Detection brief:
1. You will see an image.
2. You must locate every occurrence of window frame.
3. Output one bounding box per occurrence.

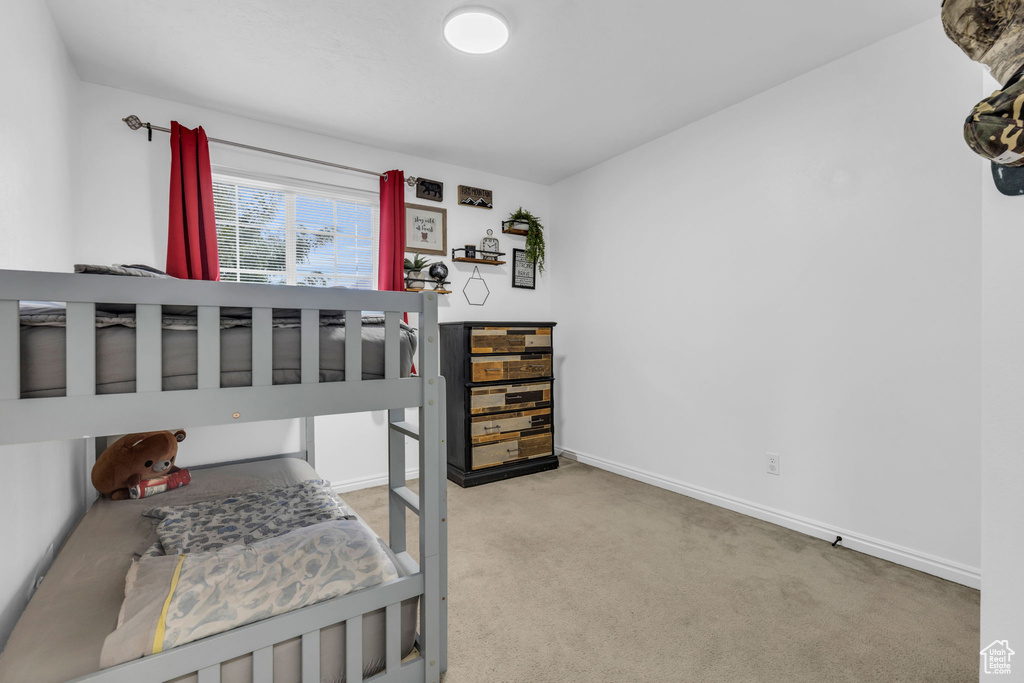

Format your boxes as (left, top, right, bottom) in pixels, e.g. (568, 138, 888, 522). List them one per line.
(211, 167, 380, 289)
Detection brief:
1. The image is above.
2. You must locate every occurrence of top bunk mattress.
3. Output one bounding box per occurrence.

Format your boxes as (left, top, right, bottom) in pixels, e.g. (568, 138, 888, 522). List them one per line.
(18, 303, 417, 398)
(0, 457, 416, 683)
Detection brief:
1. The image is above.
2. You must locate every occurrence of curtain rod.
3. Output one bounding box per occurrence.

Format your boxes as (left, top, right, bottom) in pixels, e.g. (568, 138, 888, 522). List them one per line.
(121, 114, 418, 186)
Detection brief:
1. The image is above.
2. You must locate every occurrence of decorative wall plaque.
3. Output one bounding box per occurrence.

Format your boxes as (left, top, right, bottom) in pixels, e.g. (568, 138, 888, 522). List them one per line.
(463, 266, 490, 305)
(458, 185, 493, 209)
(415, 178, 444, 202)
(512, 249, 536, 290)
(405, 203, 447, 255)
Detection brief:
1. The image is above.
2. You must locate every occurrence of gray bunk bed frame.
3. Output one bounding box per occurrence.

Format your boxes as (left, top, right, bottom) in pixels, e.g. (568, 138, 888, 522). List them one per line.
(0, 269, 447, 683)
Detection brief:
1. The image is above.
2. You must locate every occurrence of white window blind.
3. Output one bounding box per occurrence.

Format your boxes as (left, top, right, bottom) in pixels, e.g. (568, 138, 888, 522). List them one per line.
(212, 171, 379, 289)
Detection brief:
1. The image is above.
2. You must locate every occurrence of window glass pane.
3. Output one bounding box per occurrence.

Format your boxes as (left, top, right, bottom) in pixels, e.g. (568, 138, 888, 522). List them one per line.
(212, 174, 378, 288)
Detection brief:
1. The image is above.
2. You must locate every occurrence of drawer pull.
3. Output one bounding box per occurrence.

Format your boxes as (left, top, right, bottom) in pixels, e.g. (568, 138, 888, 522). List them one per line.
(504, 394, 523, 401)
(506, 448, 520, 454)
(484, 368, 501, 373)
(483, 425, 500, 432)
(530, 416, 545, 423)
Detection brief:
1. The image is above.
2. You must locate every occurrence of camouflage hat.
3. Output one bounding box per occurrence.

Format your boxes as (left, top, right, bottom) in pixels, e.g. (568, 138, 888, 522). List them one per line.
(942, 0, 1024, 87)
(963, 70, 1024, 165)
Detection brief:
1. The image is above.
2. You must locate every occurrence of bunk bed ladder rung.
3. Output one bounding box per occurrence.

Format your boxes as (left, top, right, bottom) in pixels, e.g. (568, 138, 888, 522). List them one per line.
(388, 421, 419, 440)
(197, 664, 220, 683)
(390, 485, 420, 514)
(252, 645, 273, 683)
(302, 631, 320, 683)
(0, 299, 18, 400)
(346, 616, 363, 682)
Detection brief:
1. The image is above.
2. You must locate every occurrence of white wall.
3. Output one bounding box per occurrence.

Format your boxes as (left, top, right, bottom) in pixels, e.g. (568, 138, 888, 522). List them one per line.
(551, 19, 983, 585)
(980, 73, 1024, 675)
(0, 0, 85, 653)
(73, 82, 553, 487)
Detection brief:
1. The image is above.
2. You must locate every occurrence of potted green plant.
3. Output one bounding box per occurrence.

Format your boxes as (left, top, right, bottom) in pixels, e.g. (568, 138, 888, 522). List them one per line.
(503, 207, 546, 274)
(404, 254, 434, 290)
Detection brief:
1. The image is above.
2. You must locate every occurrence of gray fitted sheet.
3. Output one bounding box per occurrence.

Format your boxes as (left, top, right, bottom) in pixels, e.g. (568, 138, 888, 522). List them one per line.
(0, 458, 417, 683)
(19, 314, 416, 398)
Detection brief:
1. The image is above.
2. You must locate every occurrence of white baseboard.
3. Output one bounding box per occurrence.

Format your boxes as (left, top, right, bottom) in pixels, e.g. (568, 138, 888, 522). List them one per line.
(331, 467, 420, 494)
(557, 446, 980, 589)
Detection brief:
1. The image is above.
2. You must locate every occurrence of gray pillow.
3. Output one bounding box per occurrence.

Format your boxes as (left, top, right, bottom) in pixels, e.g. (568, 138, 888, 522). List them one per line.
(74, 264, 174, 278)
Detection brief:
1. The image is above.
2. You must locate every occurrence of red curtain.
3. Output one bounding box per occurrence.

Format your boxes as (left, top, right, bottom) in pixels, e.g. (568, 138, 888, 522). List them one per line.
(378, 170, 406, 291)
(378, 170, 416, 373)
(167, 122, 220, 280)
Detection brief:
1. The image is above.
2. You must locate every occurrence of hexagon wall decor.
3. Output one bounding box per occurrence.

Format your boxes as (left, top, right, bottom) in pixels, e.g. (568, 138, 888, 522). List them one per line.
(462, 266, 490, 306)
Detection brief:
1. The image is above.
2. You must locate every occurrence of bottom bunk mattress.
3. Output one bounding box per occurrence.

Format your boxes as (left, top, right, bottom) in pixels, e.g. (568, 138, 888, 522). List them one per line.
(0, 457, 417, 683)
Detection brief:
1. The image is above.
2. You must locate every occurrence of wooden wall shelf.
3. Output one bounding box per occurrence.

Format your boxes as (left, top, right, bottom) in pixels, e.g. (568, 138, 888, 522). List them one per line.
(407, 288, 451, 294)
(451, 247, 505, 265)
(501, 220, 529, 236)
(452, 257, 506, 265)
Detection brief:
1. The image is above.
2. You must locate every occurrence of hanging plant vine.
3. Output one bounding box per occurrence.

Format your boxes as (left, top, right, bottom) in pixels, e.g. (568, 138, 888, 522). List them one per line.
(508, 206, 546, 274)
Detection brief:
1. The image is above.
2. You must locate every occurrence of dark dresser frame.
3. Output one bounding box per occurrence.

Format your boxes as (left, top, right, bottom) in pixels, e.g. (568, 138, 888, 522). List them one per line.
(440, 321, 559, 487)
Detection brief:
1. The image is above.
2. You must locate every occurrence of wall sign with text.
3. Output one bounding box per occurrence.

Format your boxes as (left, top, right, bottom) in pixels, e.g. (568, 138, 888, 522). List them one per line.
(512, 249, 536, 289)
(405, 203, 447, 255)
(458, 185, 493, 209)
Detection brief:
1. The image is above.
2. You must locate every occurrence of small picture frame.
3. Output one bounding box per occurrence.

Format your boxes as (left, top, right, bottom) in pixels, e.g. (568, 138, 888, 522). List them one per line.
(458, 185, 493, 209)
(415, 177, 444, 202)
(512, 249, 536, 290)
(405, 203, 447, 255)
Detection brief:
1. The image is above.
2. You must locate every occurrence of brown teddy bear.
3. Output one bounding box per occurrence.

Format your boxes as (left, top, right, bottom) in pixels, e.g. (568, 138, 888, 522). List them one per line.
(92, 430, 190, 500)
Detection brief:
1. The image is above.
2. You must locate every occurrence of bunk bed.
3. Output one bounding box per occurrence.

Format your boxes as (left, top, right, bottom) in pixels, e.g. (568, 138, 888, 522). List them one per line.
(0, 269, 447, 683)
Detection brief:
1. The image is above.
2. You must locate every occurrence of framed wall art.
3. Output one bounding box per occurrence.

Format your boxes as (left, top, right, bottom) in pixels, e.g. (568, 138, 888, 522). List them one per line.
(405, 203, 447, 255)
(415, 177, 444, 202)
(458, 185, 493, 209)
(512, 248, 536, 289)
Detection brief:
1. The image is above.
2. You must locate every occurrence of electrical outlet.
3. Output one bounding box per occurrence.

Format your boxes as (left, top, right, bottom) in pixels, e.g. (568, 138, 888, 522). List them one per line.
(766, 452, 780, 476)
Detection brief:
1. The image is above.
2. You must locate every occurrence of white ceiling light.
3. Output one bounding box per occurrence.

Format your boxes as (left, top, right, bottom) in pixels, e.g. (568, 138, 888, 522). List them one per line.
(443, 7, 509, 54)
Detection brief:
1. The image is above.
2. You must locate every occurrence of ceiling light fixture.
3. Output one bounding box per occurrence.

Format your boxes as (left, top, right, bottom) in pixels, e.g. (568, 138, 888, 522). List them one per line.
(443, 7, 509, 54)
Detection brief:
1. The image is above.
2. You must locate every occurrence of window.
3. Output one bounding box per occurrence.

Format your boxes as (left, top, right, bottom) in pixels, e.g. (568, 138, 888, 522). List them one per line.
(212, 171, 379, 289)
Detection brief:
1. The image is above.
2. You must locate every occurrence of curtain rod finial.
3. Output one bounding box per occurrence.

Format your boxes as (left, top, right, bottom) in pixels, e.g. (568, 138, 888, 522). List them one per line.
(123, 115, 143, 131)
(406, 176, 418, 187)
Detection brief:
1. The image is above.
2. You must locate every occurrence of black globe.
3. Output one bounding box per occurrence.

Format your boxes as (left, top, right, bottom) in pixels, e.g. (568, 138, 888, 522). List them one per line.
(428, 263, 449, 281)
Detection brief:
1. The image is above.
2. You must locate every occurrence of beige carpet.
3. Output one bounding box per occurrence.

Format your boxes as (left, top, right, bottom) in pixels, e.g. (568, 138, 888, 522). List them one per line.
(342, 457, 979, 682)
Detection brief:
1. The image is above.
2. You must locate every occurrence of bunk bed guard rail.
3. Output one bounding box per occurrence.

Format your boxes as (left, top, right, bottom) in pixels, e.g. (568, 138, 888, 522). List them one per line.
(0, 269, 447, 683)
(0, 269, 430, 443)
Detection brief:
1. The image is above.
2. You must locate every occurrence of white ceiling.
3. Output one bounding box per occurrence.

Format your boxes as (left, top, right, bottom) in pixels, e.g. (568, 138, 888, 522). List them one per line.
(46, 0, 938, 184)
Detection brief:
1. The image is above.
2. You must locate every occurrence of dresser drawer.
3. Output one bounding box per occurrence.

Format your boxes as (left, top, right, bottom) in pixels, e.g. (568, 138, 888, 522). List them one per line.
(472, 432, 553, 469)
(469, 381, 552, 415)
(470, 326, 552, 354)
(470, 407, 552, 444)
(471, 354, 551, 382)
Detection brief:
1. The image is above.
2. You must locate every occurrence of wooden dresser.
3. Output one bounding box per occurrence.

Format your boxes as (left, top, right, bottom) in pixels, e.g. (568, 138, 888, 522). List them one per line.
(440, 321, 558, 487)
